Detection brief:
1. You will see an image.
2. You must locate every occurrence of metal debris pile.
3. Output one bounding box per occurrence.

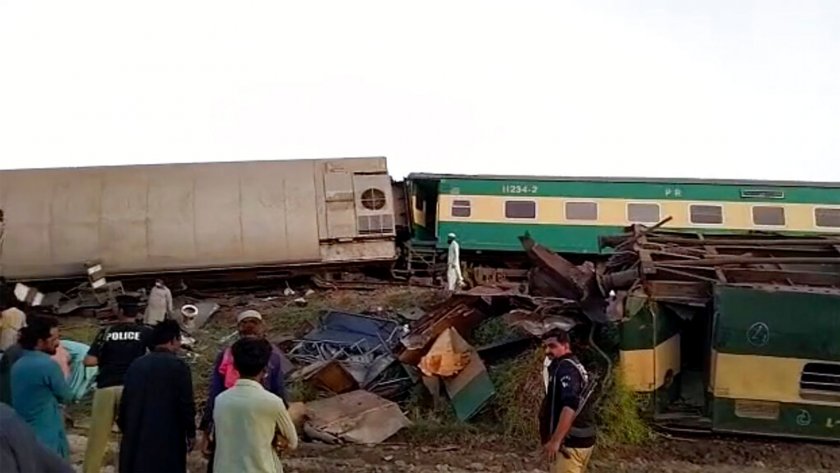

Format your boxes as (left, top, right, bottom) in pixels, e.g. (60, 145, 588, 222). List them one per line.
(12, 262, 129, 316)
(599, 224, 840, 306)
(283, 226, 840, 444)
(281, 310, 421, 445)
(302, 390, 411, 445)
(386, 243, 598, 422)
(286, 311, 416, 399)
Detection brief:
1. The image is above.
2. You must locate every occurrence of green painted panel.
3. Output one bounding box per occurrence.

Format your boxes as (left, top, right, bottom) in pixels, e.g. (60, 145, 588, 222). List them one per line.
(446, 370, 496, 422)
(439, 178, 840, 204)
(411, 224, 436, 241)
(713, 286, 840, 362)
(712, 397, 840, 441)
(436, 221, 623, 253)
(620, 301, 682, 351)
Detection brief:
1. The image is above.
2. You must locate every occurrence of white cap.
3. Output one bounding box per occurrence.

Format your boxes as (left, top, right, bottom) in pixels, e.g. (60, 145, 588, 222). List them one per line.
(236, 309, 263, 324)
(447, 233, 456, 238)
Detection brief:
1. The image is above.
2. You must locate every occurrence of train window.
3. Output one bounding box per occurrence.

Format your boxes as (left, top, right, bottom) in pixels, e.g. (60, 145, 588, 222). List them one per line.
(627, 203, 660, 223)
(752, 206, 786, 226)
(800, 362, 840, 401)
(815, 208, 840, 228)
(360, 188, 387, 211)
(689, 204, 723, 224)
(451, 200, 471, 218)
(565, 202, 597, 221)
(505, 200, 536, 219)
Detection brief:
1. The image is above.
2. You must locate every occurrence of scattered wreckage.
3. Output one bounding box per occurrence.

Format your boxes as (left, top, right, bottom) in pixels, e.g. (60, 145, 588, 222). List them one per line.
(597, 223, 840, 442)
(10, 222, 836, 444)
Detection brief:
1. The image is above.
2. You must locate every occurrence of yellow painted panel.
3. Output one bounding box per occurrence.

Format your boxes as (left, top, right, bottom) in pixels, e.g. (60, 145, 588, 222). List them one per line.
(620, 334, 681, 392)
(620, 349, 655, 392)
(437, 195, 840, 233)
(712, 352, 840, 407)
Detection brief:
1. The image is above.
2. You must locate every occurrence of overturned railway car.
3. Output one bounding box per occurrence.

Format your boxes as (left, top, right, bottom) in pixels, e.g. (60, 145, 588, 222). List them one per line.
(0, 157, 401, 280)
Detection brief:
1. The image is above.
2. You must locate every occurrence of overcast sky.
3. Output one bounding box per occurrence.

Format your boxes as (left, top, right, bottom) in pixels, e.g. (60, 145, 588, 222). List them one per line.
(1, 1, 838, 181)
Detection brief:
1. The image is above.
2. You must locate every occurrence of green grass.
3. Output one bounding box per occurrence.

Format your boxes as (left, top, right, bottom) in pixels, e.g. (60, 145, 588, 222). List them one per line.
(485, 348, 545, 446)
(60, 319, 101, 345)
(595, 368, 654, 446)
(287, 379, 319, 403)
(469, 317, 509, 347)
(399, 384, 486, 445)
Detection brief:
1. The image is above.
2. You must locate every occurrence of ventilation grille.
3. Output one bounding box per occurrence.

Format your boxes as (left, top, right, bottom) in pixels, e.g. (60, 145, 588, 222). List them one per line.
(358, 215, 394, 235)
(800, 362, 840, 400)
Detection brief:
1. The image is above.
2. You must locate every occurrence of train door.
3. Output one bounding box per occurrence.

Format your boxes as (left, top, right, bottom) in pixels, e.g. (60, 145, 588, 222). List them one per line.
(407, 178, 439, 242)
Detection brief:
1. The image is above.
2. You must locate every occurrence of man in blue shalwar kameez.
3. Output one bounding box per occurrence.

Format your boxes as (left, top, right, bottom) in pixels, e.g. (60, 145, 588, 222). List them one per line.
(10, 315, 71, 459)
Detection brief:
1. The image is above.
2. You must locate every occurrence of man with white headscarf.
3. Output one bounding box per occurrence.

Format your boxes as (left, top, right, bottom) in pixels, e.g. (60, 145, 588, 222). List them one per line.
(143, 279, 173, 326)
(446, 233, 464, 291)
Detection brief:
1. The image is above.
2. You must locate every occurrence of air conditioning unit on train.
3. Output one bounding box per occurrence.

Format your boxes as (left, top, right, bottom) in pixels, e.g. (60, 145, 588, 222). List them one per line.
(353, 174, 395, 236)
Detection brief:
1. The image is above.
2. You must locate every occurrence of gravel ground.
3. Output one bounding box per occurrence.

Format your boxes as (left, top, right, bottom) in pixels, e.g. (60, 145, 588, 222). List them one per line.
(67, 433, 840, 473)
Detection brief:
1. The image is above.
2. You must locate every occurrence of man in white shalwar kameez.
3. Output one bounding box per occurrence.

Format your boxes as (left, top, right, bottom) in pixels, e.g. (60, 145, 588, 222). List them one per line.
(446, 233, 465, 291)
(143, 280, 172, 326)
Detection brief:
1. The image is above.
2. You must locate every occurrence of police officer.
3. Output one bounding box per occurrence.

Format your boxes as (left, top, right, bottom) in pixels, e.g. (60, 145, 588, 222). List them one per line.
(539, 329, 596, 473)
(81, 295, 152, 473)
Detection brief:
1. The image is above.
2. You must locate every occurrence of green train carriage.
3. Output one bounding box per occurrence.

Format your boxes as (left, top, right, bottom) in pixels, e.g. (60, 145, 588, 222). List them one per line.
(406, 173, 840, 254)
(621, 284, 840, 441)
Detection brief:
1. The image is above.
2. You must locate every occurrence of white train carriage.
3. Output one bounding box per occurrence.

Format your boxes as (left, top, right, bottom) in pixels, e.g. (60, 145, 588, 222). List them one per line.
(0, 157, 399, 280)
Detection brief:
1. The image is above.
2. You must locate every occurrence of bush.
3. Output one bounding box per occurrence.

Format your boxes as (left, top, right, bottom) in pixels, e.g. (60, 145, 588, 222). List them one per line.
(595, 367, 653, 446)
(487, 348, 545, 446)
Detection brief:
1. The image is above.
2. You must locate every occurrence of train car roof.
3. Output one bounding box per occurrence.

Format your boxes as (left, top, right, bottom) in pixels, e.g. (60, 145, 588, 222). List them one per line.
(406, 172, 840, 189)
(0, 156, 388, 173)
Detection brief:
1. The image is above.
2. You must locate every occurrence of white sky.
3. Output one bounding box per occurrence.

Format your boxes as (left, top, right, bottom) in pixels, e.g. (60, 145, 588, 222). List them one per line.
(1, 1, 838, 181)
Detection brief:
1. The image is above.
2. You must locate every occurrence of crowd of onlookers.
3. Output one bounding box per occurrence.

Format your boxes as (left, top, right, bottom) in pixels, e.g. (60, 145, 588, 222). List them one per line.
(0, 283, 297, 473)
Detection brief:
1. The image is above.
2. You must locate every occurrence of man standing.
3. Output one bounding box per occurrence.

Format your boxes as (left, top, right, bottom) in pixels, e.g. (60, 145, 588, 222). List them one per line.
(539, 329, 596, 473)
(0, 340, 24, 405)
(446, 233, 465, 291)
(200, 309, 287, 471)
(0, 402, 74, 473)
(213, 338, 298, 473)
(10, 315, 71, 458)
(143, 279, 173, 326)
(118, 320, 196, 473)
(82, 295, 152, 473)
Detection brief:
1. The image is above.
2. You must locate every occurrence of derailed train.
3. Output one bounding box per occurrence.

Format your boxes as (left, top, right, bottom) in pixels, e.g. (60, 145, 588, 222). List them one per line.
(0, 157, 401, 280)
(3, 156, 840, 280)
(2, 156, 840, 442)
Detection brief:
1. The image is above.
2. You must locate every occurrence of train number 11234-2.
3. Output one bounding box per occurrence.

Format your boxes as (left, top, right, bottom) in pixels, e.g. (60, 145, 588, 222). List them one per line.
(501, 184, 539, 194)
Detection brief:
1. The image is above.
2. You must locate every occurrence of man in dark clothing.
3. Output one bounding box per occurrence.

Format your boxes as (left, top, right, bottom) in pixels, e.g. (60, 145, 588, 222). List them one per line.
(118, 320, 196, 473)
(0, 343, 23, 405)
(0, 402, 74, 473)
(82, 295, 152, 473)
(199, 309, 287, 472)
(539, 329, 596, 473)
